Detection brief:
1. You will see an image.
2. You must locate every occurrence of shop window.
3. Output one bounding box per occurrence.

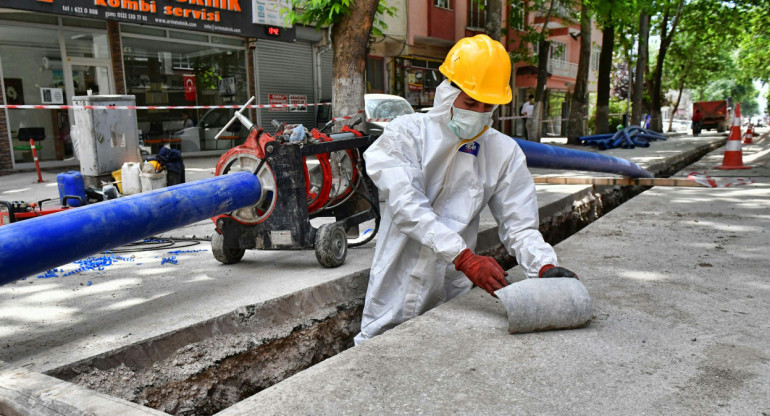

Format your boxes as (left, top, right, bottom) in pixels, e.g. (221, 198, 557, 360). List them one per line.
(394, 57, 442, 109)
(122, 36, 248, 152)
(0, 26, 72, 163)
(64, 31, 109, 59)
(467, 0, 486, 30)
(366, 56, 385, 93)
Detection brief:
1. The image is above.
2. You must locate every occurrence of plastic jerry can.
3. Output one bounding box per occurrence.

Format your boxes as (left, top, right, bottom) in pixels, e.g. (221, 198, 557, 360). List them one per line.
(56, 171, 87, 207)
(121, 162, 142, 195)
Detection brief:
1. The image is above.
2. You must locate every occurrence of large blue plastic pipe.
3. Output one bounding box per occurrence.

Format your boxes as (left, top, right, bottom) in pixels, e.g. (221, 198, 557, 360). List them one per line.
(0, 172, 261, 284)
(513, 138, 653, 178)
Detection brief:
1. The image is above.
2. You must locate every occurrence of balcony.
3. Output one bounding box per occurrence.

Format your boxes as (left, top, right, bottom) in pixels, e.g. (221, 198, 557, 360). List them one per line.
(548, 59, 577, 78)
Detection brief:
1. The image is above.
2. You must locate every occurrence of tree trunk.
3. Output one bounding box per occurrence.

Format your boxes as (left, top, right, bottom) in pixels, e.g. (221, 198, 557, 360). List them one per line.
(667, 74, 686, 132)
(485, 0, 502, 41)
(650, 0, 685, 132)
(631, 10, 649, 126)
(567, 0, 591, 144)
(532, 1, 556, 142)
(595, 21, 614, 134)
(533, 38, 550, 142)
(330, 0, 380, 133)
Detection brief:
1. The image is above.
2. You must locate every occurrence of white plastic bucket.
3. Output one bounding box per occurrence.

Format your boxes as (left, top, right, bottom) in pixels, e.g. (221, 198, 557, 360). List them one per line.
(121, 162, 142, 195)
(140, 170, 167, 193)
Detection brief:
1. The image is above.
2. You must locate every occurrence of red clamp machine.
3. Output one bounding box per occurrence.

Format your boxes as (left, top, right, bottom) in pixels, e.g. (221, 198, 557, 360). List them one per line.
(210, 98, 379, 267)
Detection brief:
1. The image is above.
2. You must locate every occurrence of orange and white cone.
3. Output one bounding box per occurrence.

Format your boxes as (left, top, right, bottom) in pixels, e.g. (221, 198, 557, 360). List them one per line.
(714, 103, 750, 170)
(743, 123, 754, 145)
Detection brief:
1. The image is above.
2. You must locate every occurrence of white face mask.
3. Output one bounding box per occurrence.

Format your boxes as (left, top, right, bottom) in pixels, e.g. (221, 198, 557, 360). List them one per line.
(448, 106, 493, 139)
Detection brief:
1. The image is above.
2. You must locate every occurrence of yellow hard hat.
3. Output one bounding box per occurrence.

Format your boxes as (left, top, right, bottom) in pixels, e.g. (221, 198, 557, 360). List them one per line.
(148, 160, 162, 172)
(439, 34, 512, 105)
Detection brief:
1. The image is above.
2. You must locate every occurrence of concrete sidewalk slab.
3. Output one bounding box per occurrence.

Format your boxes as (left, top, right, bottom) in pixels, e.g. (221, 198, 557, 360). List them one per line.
(221, 165, 770, 416)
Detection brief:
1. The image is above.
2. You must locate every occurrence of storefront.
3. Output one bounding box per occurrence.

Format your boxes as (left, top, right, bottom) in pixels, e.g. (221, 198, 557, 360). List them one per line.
(119, 24, 250, 153)
(393, 57, 443, 110)
(0, 0, 318, 170)
(0, 12, 113, 165)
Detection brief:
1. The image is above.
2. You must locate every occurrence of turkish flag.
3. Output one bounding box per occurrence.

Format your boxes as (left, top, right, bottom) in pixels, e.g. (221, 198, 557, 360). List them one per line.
(184, 75, 196, 102)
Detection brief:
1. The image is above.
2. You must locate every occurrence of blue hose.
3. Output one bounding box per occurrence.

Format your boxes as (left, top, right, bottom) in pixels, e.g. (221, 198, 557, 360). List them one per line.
(0, 172, 261, 284)
(513, 138, 653, 178)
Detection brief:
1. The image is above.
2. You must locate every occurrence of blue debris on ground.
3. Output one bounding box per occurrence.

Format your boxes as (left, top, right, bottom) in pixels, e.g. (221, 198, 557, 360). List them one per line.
(36, 253, 135, 280)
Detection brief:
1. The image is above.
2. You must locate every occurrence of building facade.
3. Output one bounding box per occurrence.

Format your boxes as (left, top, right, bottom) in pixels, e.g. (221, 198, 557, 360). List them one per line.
(0, 1, 332, 170)
(366, 0, 603, 138)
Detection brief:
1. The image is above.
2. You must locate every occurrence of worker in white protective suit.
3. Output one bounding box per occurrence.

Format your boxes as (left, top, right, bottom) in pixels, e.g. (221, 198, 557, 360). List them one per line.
(354, 35, 577, 345)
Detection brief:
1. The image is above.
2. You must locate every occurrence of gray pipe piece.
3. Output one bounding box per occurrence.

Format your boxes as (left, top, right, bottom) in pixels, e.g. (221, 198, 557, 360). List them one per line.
(495, 278, 593, 334)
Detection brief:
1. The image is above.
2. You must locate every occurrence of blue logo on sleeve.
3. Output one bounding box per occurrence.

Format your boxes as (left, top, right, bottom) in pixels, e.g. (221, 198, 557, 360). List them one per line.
(458, 141, 480, 157)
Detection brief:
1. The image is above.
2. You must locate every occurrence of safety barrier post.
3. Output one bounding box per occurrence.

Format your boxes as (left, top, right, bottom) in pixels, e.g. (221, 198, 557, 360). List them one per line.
(30, 138, 43, 183)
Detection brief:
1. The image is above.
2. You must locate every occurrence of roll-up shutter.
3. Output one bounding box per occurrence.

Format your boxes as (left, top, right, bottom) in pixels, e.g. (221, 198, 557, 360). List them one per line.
(255, 40, 315, 128)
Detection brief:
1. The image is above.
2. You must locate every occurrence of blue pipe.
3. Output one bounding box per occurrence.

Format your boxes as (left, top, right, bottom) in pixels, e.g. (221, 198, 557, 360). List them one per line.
(513, 138, 653, 178)
(0, 172, 261, 284)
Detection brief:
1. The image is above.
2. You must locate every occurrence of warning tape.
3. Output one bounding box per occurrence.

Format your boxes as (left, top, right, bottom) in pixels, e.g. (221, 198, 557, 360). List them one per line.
(686, 171, 755, 188)
(0, 103, 331, 110)
(1, 103, 388, 123)
(498, 115, 529, 121)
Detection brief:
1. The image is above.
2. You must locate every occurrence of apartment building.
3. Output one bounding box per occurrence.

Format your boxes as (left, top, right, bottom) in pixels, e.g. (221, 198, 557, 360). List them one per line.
(368, 0, 603, 137)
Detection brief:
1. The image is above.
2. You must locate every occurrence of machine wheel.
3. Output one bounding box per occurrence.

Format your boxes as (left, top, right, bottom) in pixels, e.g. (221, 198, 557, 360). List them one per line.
(315, 223, 347, 268)
(211, 232, 245, 265)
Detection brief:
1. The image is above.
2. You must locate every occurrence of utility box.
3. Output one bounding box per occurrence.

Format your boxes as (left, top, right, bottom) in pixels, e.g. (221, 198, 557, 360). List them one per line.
(72, 95, 141, 188)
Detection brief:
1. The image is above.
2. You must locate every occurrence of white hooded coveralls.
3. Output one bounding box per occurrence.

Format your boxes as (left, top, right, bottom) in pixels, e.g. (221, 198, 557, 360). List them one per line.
(354, 81, 558, 344)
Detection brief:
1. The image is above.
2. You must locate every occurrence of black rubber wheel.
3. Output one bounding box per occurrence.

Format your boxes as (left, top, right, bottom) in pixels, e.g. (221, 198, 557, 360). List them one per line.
(315, 223, 347, 268)
(211, 232, 245, 265)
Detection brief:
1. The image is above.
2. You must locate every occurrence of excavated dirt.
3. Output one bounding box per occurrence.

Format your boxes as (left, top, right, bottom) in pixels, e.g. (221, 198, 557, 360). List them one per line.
(62, 306, 362, 415)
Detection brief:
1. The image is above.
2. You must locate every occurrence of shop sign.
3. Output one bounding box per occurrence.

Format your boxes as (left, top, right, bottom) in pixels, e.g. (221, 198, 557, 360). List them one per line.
(268, 93, 288, 112)
(4, 0, 295, 41)
(289, 94, 306, 113)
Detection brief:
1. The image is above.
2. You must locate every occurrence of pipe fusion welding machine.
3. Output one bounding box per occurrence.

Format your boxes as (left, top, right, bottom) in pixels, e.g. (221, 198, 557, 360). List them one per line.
(209, 97, 380, 268)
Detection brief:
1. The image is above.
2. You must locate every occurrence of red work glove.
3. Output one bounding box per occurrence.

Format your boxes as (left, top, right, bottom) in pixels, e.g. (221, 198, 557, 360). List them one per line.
(539, 264, 579, 279)
(454, 249, 508, 296)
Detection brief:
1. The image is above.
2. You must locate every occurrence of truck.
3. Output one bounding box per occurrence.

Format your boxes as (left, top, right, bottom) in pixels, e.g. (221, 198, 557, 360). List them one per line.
(693, 101, 731, 133)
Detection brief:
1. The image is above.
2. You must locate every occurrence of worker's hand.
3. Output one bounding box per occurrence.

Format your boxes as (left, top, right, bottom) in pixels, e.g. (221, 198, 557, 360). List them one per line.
(539, 264, 579, 279)
(454, 249, 508, 296)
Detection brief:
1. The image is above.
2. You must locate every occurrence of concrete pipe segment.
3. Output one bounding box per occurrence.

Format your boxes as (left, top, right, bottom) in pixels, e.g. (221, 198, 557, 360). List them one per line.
(0, 172, 261, 284)
(495, 277, 593, 334)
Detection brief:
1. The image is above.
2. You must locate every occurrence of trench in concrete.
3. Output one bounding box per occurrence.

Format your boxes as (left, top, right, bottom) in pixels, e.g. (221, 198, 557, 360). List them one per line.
(45, 140, 723, 415)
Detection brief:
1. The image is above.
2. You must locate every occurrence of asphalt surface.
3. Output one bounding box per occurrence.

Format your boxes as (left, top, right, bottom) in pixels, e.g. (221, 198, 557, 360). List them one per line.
(1, 128, 768, 414)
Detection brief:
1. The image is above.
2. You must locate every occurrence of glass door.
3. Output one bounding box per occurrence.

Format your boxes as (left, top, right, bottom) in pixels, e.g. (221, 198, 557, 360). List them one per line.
(66, 61, 113, 97)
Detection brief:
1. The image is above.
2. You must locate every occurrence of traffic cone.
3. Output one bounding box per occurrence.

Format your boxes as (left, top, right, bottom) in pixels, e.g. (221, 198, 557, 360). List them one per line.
(714, 103, 751, 170)
(743, 123, 754, 145)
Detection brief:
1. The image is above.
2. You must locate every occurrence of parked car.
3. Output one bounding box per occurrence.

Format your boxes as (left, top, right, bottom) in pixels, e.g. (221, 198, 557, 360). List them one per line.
(364, 94, 415, 136)
(172, 108, 247, 152)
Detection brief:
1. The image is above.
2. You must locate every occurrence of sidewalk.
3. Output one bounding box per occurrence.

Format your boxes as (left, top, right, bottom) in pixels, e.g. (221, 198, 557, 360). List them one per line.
(2, 130, 767, 414)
